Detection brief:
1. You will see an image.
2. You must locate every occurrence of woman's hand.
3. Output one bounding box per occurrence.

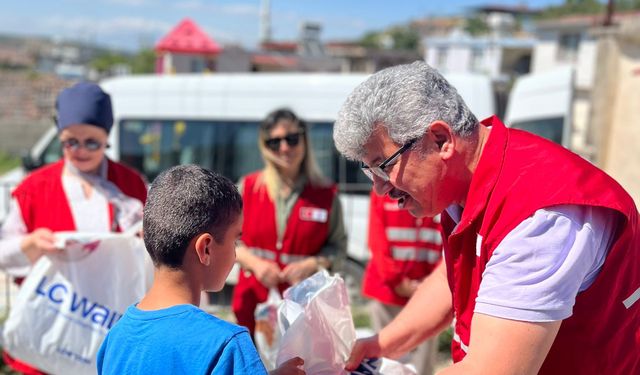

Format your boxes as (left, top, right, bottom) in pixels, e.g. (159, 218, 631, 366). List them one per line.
(280, 257, 319, 285)
(252, 257, 282, 288)
(269, 356, 305, 375)
(20, 228, 58, 264)
(393, 277, 421, 298)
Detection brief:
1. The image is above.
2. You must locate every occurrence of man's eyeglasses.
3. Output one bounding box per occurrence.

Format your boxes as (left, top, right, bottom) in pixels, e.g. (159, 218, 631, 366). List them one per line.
(264, 131, 304, 151)
(61, 138, 107, 152)
(361, 138, 417, 182)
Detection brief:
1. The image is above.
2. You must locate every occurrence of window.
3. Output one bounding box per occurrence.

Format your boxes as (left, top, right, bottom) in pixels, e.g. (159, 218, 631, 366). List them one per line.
(437, 47, 448, 69)
(470, 47, 484, 72)
(42, 137, 62, 166)
(557, 33, 580, 62)
(510, 117, 564, 145)
(119, 119, 371, 193)
(190, 59, 205, 73)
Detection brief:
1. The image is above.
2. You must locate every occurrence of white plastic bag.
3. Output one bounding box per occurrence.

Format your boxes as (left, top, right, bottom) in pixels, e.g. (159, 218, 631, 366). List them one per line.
(2, 231, 153, 375)
(275, 270, 417, 375)
(276, 270, 356, 374)
(254, 288, 282, 370)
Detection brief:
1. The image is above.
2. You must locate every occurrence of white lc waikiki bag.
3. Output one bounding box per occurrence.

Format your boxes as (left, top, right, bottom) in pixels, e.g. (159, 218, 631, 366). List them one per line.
(2, 231, 152, 375)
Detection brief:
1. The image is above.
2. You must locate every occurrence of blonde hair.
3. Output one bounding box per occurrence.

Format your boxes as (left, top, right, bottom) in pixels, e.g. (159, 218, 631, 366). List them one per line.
(256, 108, 329, 199)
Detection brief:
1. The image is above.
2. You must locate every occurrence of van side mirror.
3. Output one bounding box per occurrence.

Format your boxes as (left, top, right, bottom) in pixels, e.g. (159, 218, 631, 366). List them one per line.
(21, 153, 42, 172)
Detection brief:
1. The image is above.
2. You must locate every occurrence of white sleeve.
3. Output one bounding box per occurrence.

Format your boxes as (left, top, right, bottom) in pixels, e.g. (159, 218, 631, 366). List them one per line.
(0, 198, 32, 277)
(474, 205, 617, 322)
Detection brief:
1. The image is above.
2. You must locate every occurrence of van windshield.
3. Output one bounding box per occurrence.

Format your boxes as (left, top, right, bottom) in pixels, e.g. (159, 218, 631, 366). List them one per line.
(510, 117, 564, 145)
(119, 119, 371, 192)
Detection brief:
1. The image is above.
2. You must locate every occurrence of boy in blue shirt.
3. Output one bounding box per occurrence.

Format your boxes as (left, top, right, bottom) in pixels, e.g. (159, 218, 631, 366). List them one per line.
(97, 165, 304, 375)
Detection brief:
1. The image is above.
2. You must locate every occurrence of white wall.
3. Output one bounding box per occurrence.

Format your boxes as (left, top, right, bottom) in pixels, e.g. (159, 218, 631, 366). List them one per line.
(532, 40, 559, 73)
(426, 43, 504, 79)
(447, 46, 471, 73)
(603, 40, 640, 206)
(532, 32, 596, 90)
(575, 39, 597, 90)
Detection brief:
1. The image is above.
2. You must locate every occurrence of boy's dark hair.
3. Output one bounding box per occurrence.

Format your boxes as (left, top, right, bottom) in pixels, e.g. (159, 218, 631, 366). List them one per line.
(143, 165, 243, 268)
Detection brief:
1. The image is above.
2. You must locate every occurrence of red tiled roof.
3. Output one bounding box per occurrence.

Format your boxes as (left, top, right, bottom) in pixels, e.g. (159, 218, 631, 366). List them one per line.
(536, 11, 640, 28)
(251, 54, 298, 68)
(260, 42, 297, 53)
(155, 18, 222, 54)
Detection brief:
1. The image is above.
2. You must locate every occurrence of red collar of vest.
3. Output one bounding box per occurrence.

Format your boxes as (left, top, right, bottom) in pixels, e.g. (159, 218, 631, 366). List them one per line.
(454, 115, 507, 235)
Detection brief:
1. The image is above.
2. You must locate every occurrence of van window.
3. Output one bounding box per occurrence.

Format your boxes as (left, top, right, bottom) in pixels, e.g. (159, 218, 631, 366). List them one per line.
(119, 119, 371, 193)
(42, 137, 62, 166)
(510, 117, 564, 144)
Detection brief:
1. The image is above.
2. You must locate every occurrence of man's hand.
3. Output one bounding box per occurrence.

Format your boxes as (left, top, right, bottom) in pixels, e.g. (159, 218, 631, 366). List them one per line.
(393, 277, 421, 298)
(20, 228, 59, 264)
(251, 258, 282, 288)
(344, 335, 382, 371)
(269, 356, 305, 375)
(280, 257, 319, 285)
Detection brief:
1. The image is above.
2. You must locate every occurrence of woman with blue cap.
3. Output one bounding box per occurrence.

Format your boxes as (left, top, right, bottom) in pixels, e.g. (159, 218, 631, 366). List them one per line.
(0, 82, 148, 374)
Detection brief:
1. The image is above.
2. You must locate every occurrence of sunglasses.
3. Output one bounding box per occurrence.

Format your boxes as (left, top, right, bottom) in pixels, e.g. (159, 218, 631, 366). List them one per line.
(61, 138, 107, 152)
(264, 131, 304, 151)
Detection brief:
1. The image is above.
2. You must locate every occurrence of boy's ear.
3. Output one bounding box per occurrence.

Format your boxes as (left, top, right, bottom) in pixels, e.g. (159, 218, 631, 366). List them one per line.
(194, 233, 214, 266)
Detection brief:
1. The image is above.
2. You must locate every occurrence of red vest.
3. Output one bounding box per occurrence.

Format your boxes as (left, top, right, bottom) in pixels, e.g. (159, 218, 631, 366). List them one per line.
(363, 192, 442, 306)
(231, 171, 336, 334)
(6, 159, 147, 374)
(12, 159, 147, 232)
(443, 116, 640, 374)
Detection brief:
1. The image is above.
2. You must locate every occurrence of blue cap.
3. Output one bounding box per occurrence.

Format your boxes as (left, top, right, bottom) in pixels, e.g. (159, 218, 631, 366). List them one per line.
(55, 82, 113, 134)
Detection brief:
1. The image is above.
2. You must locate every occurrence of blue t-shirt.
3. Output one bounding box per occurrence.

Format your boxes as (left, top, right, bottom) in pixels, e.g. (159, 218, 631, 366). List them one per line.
(97, 304, 267, 374)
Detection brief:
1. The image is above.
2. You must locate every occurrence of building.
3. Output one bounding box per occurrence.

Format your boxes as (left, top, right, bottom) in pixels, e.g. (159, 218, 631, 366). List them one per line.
(424, 31, 535, 80)
(588, 20, 640, 205)
(324, 41, 422, 73)
(531, 11, 640, 156)
(423, 5, 537, 82)
(155, 18, 222, 74)
(250, 22, 341, 72)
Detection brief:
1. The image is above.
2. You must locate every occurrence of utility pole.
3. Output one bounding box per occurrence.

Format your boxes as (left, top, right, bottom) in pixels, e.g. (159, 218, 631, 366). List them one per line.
(604, 0, 615, 26)
(260, 0, 272, 45)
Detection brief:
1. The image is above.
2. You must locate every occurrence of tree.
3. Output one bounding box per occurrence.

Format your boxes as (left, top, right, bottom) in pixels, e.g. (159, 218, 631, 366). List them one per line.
(388, 26, 420, 50)
(89, 49, 156, 75)
(537, 0, 605, 19)
(130, 49, 156, 74)
(359, 31, 382, 49)
(465, 16, 490, 36)
(90, 52, 129, 73)
(358, 26, 420, 51)
(617, 0, 640, 11)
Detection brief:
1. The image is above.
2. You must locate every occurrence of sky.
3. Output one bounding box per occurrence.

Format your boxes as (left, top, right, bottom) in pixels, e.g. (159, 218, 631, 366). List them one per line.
(0, 0, 566, 51)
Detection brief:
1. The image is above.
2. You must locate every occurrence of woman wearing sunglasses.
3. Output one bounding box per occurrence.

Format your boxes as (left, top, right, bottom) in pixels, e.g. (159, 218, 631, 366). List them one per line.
(232, 108, 347, 336)
(0, 82, 148, 374)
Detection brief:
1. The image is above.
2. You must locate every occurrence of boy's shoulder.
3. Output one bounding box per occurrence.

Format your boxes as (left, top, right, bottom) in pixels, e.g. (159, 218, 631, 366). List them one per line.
(119, 304, 249, 338)
(191, 307, 249, 337)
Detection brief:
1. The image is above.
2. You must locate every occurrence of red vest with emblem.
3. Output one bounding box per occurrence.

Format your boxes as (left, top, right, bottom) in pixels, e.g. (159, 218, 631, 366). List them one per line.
(12, 159, 147, 233)
(363, 192, 442, 306)
(6, 159, 147, 375)
(443, 116, 640, 374)
(231, 171, 336, 334)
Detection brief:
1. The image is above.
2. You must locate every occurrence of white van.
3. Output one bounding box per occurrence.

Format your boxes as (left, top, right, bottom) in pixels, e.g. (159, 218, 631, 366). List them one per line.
(505, 66, 574, 148)
(4, 72, 495, 302)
